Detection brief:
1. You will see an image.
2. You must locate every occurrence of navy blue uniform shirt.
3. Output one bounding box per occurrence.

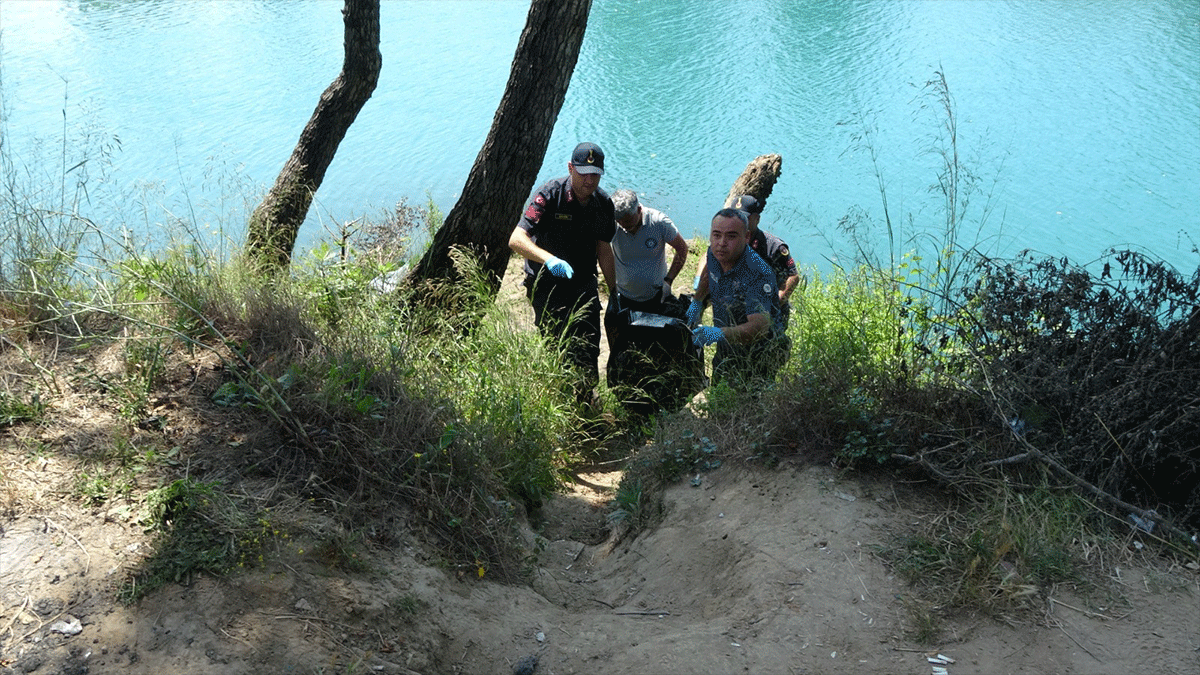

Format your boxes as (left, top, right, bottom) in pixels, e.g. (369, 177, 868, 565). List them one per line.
(749, 229, 797, 301)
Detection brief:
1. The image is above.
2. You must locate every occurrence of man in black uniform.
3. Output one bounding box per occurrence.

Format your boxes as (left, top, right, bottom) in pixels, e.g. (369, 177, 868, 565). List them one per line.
(509, 142, 616, 405)
(729, 194, 801, 329)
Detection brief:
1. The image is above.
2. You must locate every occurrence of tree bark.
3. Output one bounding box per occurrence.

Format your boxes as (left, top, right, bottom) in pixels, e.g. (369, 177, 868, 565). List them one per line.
(724, 154, 783, 210)
(245, 0, 382, 271)
(409, 0, 594, 296)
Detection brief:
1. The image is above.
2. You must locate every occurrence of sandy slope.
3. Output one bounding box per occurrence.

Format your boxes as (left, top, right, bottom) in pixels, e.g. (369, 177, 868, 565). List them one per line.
(3, 457, 1198, 675)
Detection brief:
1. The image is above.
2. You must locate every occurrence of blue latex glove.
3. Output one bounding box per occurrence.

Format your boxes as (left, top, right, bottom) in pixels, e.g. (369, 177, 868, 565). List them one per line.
(686, 298, 703, 326)
(544, 256, 574, 279)
(691, 325, 724, 346)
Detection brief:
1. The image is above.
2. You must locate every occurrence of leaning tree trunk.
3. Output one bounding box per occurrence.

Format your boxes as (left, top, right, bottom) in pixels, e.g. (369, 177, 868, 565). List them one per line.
(724, 154, 783, 210)
(245, 0, 382, 271)
(409, 0, 594, 297)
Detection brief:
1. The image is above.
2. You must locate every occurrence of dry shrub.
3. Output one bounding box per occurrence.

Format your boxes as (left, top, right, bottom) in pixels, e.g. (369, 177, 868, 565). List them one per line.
(197, 259, 549, 581)
(966, 249, 1200, 529)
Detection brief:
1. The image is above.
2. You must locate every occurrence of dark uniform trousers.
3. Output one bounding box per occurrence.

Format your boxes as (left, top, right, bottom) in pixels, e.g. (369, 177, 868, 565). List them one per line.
(526, 276, 602, 401)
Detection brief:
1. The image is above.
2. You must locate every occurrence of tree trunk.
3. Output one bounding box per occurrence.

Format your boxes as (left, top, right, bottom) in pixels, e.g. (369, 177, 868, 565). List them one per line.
(409, 0, 594, 297)
(724, 154, 783, 210)
(245, 0, 382, 271)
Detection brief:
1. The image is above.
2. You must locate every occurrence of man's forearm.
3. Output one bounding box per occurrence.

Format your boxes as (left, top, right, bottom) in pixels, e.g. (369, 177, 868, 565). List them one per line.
(721, 313, 769, 345)
(781, 274, 800, 302)
(509, 228, 551, 263)
(666, 255, 686, 285)
(666, 236, 688, 284)
(694, 258, 709, 302)
(597, 241, 616, 291)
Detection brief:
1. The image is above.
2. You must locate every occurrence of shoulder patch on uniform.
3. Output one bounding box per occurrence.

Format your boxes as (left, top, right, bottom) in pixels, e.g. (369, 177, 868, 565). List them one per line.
(778, 245, 789, 257)
(524, 204, 542, 222)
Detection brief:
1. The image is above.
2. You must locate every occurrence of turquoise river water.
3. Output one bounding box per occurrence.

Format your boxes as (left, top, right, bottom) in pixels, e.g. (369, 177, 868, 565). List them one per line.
(2, 0, 1198, 272)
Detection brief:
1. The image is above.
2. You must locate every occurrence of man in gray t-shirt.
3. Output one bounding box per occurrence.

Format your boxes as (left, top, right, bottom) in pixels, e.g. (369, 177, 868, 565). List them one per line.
(610, 189, 689, 304)
(605, 189, 699, 412)
(604, 189, 689, 347)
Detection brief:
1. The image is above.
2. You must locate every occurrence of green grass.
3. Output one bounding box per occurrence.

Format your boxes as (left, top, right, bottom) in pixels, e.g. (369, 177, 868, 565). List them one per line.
(121, 478, 260, 603)
(877, 477, 1099, 640)
(5, 67, 1193, 617)
(0, 391, 46, 427)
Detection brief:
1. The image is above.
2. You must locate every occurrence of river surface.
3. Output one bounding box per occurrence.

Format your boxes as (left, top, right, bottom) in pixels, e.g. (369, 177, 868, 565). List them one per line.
(3, 0, 1198, 272)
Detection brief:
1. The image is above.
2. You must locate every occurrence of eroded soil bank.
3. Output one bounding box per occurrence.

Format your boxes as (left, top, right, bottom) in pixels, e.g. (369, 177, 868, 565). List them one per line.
(3, 452, 1198, 674)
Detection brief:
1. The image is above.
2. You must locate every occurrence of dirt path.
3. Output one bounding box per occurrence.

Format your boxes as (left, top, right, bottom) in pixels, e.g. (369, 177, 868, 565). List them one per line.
(3, 456, 1198, 675)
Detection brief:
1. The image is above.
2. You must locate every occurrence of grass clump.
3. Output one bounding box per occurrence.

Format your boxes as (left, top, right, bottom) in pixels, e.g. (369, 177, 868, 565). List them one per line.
(121, 477, 267, 603)
(0, 391, 45, 427)
(191, 246, 580, 581)
(879, 478, 1103, 642)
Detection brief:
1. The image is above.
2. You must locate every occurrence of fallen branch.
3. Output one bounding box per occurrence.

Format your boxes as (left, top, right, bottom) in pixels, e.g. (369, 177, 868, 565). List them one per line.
(983, 452, 1030, 467)
(892, 453, 958, 484)
(1006, 429, 1199, 550)
(960, 352, 1200, 551)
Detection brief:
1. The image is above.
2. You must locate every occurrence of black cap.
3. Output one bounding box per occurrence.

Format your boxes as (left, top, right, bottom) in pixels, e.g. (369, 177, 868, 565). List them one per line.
(571, 142, 605, 175)
(731, 194, 762, 214)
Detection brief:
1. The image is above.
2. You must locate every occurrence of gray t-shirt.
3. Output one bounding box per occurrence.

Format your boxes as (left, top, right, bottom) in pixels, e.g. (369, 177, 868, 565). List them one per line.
(611, 206, 679, 302)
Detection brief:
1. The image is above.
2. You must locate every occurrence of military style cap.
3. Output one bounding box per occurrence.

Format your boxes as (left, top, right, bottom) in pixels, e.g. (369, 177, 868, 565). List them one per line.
(571, 142, 605, 175)
(731, 194, 762, 214)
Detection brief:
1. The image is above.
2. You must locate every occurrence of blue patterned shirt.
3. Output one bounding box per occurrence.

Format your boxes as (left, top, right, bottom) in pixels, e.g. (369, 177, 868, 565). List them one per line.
(706, 247, 784, 337)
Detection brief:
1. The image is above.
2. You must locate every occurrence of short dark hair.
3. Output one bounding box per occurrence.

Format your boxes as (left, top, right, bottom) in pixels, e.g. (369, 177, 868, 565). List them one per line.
(714, 207, 749, 228)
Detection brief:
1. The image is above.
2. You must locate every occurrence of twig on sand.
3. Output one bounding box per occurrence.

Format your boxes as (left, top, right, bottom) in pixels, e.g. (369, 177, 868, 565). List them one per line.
(218, 625, 257, 652)
(843, 552, 870, 598)
(273, 614, 354, 631)
(1049, 597, 1116, 621)
(45, 517, 90, 575)
(0, 597, 31, 641)
(614, 610, 670, 616)
(16, 609, 65, 645)
(1053, 619, 1102, 662)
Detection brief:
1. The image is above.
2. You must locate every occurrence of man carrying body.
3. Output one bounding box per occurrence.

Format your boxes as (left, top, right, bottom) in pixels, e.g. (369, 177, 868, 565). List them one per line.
(604, 188, 689, 347)
(730, 194, 801, 328)
(509, 142, 616, 406)
(695, 194, 801, 329)
(689, 208, 790, 388)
